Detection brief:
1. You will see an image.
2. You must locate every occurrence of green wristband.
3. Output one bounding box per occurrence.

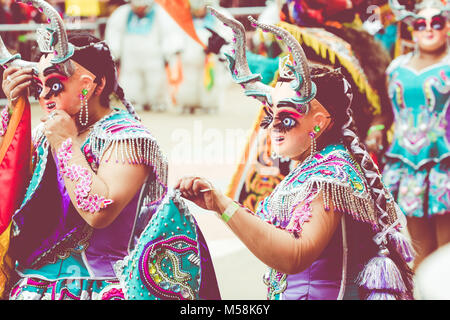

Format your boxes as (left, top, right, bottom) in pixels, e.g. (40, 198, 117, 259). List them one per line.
(367, 124, 385, 136)
(221, 201, 240, 223)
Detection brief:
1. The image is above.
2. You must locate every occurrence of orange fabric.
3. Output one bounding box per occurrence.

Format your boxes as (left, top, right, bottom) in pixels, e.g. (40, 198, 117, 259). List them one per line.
(155, 0, 206, 49)
(165, 56, 184, 105)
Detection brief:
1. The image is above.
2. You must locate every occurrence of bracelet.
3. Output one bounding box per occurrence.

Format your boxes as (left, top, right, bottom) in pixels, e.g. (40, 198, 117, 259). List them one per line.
(221, 201, 240, 223)
(0, 105, 10, 136)
(367, 124, 385, 136)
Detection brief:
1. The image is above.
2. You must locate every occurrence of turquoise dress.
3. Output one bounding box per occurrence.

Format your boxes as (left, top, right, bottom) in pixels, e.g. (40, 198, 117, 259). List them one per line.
(383, 52, 450, 218)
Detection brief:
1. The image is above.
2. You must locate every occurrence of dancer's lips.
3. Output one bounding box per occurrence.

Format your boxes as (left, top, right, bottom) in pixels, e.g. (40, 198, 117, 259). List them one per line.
(46, 102, 56, 111)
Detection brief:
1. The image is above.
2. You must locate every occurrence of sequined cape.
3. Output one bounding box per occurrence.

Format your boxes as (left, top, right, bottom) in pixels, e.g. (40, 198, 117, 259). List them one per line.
(255, 144, 397, 234)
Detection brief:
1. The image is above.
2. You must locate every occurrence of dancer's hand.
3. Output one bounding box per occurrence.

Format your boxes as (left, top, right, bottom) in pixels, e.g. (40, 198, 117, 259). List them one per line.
(41, 109, 78, 148)
(175, 176, 231, 214)
(365, 130, 383, 154)
(2, 67, 34, 107)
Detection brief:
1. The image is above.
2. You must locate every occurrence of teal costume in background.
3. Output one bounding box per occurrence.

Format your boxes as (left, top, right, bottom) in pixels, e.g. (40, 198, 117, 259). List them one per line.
(126, 5, 155, 35)
(374, 24, 398, 58)
(383, 52, 450, 218)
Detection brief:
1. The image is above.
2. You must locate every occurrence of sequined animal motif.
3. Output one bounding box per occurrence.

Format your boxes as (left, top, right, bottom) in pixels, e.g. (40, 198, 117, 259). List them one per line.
(139, 235, 199, 299)
(114, 191, 202, 300)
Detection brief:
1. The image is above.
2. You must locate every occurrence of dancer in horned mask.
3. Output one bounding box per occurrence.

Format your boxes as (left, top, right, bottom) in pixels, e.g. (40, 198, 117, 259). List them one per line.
(177, 7, 415, 300)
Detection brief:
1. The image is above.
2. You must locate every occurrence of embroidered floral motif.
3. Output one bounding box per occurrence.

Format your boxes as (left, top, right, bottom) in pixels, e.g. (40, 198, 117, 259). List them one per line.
(10, 277, 124, 300)
(82, 143, 98, 171)
(429, 169, 450, 213)
(286, 192, 315, 234)
(0, 105, 10, 136)
(57, 138, 113, 213)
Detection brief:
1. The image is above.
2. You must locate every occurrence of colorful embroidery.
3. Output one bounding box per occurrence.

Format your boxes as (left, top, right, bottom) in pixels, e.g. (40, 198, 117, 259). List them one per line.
(263, 269, 287, 300)
(57, 138, 113, 213)
(386, 53, 450, 170)
(255, 144, 390, 299)
(256, 144, 384, 231)
(114, 191, 202, 300)
(10, 277, 124, 300)
(0, 105, 10, 136)
(139, 235, 198, 300)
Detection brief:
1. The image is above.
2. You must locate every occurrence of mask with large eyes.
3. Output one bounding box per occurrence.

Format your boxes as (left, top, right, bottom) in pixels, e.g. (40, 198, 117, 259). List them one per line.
(260, 108, 274, 129)
(413, 14, 447, 31)
(273, 111, 300, 133)
(36, 75, 66, 100)
(259, 109, 300, 133)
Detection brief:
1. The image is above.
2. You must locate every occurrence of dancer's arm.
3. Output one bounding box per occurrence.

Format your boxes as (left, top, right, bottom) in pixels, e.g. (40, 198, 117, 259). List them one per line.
(176, 177, 342, 275)
(43, 110, 150, 229)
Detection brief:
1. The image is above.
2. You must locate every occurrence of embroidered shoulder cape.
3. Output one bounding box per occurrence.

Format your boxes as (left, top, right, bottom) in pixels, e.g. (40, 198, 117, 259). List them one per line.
(255, 144, 398, 234)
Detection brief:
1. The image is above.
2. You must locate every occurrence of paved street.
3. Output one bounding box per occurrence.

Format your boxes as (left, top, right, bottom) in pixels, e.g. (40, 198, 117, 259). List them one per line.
(31, 82, 268, 300)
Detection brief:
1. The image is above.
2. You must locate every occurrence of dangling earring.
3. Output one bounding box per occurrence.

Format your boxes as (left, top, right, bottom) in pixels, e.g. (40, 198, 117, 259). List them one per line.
(309, 125, 320, 157)
(79, 89, 89, 126)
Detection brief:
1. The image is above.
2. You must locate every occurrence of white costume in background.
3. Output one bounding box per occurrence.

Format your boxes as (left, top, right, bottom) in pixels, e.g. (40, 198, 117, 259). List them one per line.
(415, 243, 450, 299)
(105, 1, 181, 111)
(173, 1, 233, 113)
(251, 0, 281, 50)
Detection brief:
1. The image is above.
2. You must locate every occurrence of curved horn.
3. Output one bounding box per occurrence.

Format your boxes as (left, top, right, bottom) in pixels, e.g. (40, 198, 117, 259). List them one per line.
(0, 35, 37, 69)
(207, 6, 273, 106)
(415, 0, 450, 18)
(247, 16, 316, 105)
(17, 0, 75, 76)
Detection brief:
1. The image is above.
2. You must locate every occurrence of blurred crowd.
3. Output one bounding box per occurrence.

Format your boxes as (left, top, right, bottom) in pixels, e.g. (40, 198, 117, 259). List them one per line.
(0, 0, 421, 108)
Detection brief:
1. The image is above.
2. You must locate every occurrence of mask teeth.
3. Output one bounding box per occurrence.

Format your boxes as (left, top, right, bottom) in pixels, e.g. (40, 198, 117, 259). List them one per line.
(247, 15, 313, 101)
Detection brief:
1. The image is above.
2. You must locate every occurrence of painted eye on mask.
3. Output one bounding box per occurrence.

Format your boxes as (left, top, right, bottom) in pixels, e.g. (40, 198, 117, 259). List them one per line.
(413, 15, 446, 31)
(430, 15, 446, 30)
(282, 117, 296, 128)
(260, 115, 273, 129)
(413, 18, 427, 31)
(273, 113, 298, 133)
(44, 77, 65, 99)
(36, 85, 43, 96)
